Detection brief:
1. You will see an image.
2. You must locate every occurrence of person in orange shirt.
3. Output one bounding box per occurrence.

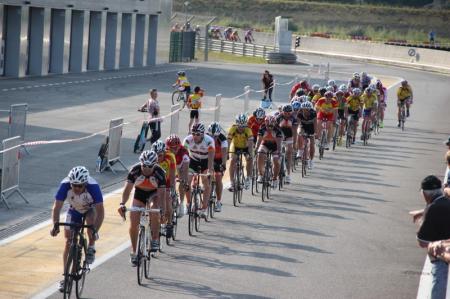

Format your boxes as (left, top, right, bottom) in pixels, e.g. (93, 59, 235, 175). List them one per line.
(315, 91, 338, 150)
(248, 108, 266, 143)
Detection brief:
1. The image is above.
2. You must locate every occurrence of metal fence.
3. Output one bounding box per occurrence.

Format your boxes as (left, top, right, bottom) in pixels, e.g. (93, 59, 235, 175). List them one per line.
(196, 37, 277, 59)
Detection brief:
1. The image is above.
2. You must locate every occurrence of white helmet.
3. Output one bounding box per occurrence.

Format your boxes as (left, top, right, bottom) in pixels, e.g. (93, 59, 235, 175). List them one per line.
(151, 140, 166, 154)
(301, 101, 313, 109)
(326, 86, 334, 92)
(68, 166, 89, 184)
(312, 84, 320, 91)
(254, 108, 266, 119)
(139, 150, 158, 167)
(353, 88, 362, 96)
(235, 114, 248, 126)
(327, 80, 336, 86)
(339, 84, 348, 92)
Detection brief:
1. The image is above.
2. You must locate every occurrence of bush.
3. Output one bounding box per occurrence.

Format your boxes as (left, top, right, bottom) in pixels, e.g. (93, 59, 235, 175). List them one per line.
(288, 21, 299, 32)
(347, 26, 365, 36)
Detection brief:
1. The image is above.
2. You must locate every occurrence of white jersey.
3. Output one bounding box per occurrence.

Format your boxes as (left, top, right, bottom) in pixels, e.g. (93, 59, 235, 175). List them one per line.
(183, 134, 215, 161)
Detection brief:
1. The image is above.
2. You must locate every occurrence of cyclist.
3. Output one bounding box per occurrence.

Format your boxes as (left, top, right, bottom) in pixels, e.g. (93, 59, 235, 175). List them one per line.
(244, 28, 255, 43)
(339, 84, 351, 98)
(118, 150, 166, 265)
(256, 115, 283, 188)
(231, 30, 241, 42)
(228, 114, 254, 191)
(315, 91, 338, 150)
(312, 87, 326, 105)
(50, 166, 104, 292)
(183, 123, 215, 218)
(346, 88, 363, 144)
(361, 72, 372, 90)
(187, 86, 204, 133)
(276, 104, 298, 183)
(375, 80, 387, 128)
(310, 84, 321, 98)
(207, 122, 228, 212)
(361, 87, 378, 140)
(224, 27, 233, 40)
(335, 90, 348, 146)
(297, 101, 317, 169)
(327, 80, 338, 92)
(248, 108, 266, 144)
(138, 88, 161, 149)
(348, 72, 361, 91)
(290, 80, 310, 99)
(151, 140, 176, 239)
(397, 79, 413, 126)
(165, 134, 190, 217)
(173, 71, 191, 100)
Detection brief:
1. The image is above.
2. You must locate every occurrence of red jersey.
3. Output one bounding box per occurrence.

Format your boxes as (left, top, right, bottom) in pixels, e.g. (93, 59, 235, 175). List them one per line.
(248, 115, 264, 138)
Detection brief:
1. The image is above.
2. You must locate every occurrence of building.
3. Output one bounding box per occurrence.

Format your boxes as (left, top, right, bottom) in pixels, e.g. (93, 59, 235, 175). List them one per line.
(0, 0, 172, 78)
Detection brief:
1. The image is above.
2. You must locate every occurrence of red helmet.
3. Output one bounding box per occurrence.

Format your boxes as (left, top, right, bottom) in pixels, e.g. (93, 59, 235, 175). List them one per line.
(300, 80, 308, 88)
(165, 134, 181, 148)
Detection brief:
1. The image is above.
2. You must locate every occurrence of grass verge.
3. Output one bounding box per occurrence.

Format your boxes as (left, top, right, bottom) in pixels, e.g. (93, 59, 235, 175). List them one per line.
(195, 49, 267, 64)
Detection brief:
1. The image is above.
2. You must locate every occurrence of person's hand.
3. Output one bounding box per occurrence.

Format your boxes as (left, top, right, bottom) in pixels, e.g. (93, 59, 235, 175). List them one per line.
(118, 204, 126, 220)
(50, 223, 60, 237)
(409, 209, 424, 224)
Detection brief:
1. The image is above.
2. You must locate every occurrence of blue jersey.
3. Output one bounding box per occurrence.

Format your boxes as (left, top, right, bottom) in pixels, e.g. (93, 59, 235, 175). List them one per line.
(55, 176, 103, 214)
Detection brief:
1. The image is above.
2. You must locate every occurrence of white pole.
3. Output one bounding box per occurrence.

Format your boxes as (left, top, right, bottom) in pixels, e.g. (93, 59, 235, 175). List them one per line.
(244, 85, 250, 114)
(214, 94, 222, 122)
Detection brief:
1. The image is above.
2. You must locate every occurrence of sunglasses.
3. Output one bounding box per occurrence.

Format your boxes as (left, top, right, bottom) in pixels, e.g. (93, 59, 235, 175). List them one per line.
(142, 164, 154, 169)
(71, 183, 85, 189)
(192, 132, 203, 136)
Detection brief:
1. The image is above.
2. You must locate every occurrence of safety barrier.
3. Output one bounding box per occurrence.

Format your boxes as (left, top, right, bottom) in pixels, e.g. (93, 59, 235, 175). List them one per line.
(1, 136, 28, 209)
(170, 104, 181, 134)
(106, 118, 128, 174)
(9, 104, 28, 142)
(196, 37, 277, 59)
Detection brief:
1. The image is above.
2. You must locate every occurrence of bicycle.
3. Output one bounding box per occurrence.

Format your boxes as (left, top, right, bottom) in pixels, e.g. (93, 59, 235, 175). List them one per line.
(318, 120, 329, 160)
(362, 114, 372, 146)
(166, 188, 179, 245)
(231, 150, 245, 207)
(332, 120, 340, 151)
(251, 150, 259, 195)
(301, 134, 313, 178)
(188, 169, 208, 236)
(208, 176, 217, 219)
(399, 100, 407, 131)
(134, 108, 149, 153)
(278, 142, 287, 190)
(124, 206, 160, 285)
(171, 87, 188, 108)
(260, 151, 273, 202)
(346, 115, 357, 148)
(54, 220, 95, 299)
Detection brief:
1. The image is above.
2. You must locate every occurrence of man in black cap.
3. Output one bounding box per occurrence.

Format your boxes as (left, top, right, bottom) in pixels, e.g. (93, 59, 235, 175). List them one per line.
(416, 175, 450, 299)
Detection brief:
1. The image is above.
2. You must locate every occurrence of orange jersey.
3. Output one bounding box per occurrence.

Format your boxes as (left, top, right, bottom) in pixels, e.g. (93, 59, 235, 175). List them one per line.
(315, 98, 338, 115)
(158, 152, 176, 185)
(248, 115, 264, 138)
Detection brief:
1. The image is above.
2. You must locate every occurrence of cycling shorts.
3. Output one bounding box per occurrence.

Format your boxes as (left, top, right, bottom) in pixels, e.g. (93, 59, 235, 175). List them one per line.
(337, 109, 346, 120)
(317, 112, 334, 122)
(259, 142, 278, 157)
(397, 98, 409, 107)
(280, 127, 293, 140)
(213, 159, 224, 173)
(363, 109, 372, 118)
(134, 188, 158, 205)
(190, 110, 199, 119)
(64, 208, 92, 230)
(230, 147, 249, 155)
(348, 109, 360, 121)
(189, 158, 208, 173)
(301, 125, 315, 136)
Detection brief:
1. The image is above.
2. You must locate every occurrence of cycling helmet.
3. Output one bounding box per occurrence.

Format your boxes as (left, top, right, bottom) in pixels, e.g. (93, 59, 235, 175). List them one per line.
(282, 104, 293, 113)
(264, 115, 277, 127)
(177, 71, 185, 76)
(207, 121, 222, 136)
(327, 80, 336, 87)
(312, 84, 320, 92)
(254, 108, 266, 119)
(235, 113, 248, 126)
(151, 140, 166, 153)
(339, 84, 348, 92)
(369, 83, 377, 90)
(139, 150, 158, 167)
(292, 101, 301, 111)
(299, 80, 308, 88)
(191, 123, 206, 134)
(301, 101, 313, 109)
(324, 91, 334, 98)
(352, 88, 362, 96)
(296, 89, 305, 97)
(352, 72, 360, 79)
(361, 72, 367, 77)
(299, 95, 310, 102)
(326, 86, 334, 92)
(319, 87, 327, 96)
(376, 79, 383, 88)
(68, 166, 89, 184)
(165, 134, 181, 147)
(401, 79, 408, 85)
(335, 90, 344, 97)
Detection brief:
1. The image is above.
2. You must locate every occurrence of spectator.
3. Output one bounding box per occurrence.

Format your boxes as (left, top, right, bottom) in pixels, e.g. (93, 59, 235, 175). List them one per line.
(429, 30, 436, 45)
(262, 70, 274, 102)
(416, 175, 450, 299)
(444, 136, 450, 150)
(444, 151, 450, 198)
(171, 23, 181, 32)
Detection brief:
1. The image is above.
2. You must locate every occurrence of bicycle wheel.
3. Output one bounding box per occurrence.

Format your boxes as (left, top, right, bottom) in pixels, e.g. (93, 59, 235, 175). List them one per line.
(63, 247, 76, 299)
(144, 229, 151, 279)
(188, 199, 194, 236)
(332, 125, 338, 151)
(75, 242, 87, 299)
(137, 227, 146, 285)
(172, 209, 178, 241)
(194, 192, 201, 232)
(238, 166, 244, 204)
(279, 156, 284, 191)
(319, 132, 326, 160)
(171, 91, 181, 106)
(209, 185, 216, 219)
(233, 168, 239, 207)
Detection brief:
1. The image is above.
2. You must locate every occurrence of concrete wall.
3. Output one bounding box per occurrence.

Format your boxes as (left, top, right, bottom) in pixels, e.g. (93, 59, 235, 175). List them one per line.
(0, 0, 172, 77)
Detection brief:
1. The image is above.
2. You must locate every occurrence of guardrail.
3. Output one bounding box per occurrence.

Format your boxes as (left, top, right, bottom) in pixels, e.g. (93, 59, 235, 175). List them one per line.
(196, 37, 278, 58)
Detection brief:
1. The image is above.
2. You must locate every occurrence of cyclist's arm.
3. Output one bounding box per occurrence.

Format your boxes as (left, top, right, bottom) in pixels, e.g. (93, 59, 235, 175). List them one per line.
(121, 182, 134, 205)
(292, 124, 299, 144)
(246, 137, 254, 157)
(275, 137, 282, 154)
(94, 203, 105, 231)
(221, 147, 227, 167)
(51, 200, 64, 225)
(313, 118, 318, 136)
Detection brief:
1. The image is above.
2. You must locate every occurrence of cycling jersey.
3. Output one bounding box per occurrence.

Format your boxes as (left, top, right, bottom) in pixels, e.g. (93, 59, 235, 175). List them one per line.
(55, 177, 103, 215)
(258, 125, 283, 144)
(228, 125, 253, 149)
(361, 93, 377, 109)
(183, 134, 215, 161)
(315, 98, 338, 115)
(276, 114, 298, 139)
(176, 75, 190, 87)
(336, 97, 348, 110)
(172, 146, 190, 168)
(377, 86, 387, 103)
(347, 95, 362, 111)
(188, 92, 203, 110)
(158, 152, 176, 186)
(397, 86, 412, 101)
(212, 133, 228, 160)
(348, 79, 361, 90)
(127, 163, 166, 192)
(311, 94, 322, 105)
(248, 115, 264, 138)
(298, 109, 317, 135)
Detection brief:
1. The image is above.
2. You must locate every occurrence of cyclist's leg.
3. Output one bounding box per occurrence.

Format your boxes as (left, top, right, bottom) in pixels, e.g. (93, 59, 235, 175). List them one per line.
(229, 150, 237, 187)
(244, 148, 253, 178)
(297, 130, 305, 157)
(215, 172, 223, 202)
(129, 197, 146, 254)
(257, 145, 268, 176)
(165, 187, 172, 224)
(149, 195, 161, 241)
(62, 210, 81, 271)
(285, 139, 293, 175)
(201, 173, 211, 210)
(397, 100, 401, 122)
(317, 119, 323, 141)
(272, 153, 280, 180)
(309, 135, 315, 160)
(149, 122, 161, 144)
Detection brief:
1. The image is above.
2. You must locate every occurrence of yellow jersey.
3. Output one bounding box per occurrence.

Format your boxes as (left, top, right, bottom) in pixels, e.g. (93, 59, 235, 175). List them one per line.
(311, 94, 322, 105)
(347, 95, 362, 111)
(176, 76, 190, 87)
(188, 93, 202, 110)
(361, 93, 377, 109)
(227, 125, 253, 149)
(397, 86, 412, 101)
(158, 152, 176, 185)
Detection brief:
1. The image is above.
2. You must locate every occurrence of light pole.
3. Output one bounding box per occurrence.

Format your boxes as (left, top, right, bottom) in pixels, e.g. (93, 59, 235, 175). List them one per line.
(184, 1, 189, 30)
